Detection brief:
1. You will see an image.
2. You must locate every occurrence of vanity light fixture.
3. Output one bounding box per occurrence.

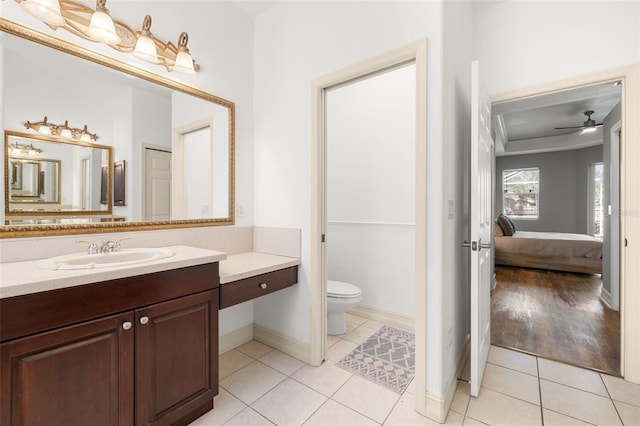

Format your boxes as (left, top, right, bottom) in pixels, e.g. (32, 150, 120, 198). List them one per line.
(9, 141, 44, 156)
(86, 0, 120, 45)
(24, 117, 99, 142)
(15, 0, 200, 74)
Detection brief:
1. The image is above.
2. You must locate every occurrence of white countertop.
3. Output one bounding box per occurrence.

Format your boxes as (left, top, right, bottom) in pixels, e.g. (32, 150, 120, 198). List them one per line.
(219, 252, 300, 284)
(0, 245, 226, 299)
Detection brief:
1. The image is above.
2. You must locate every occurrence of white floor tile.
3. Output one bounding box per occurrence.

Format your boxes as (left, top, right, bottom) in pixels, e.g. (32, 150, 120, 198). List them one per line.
(251, 378, 327, 426)
(466, 387, 542, 426)
(481, 363, 540, 405)
(601, 374, 640, 407)
(540, 379, 622, 426)
(189, 388, 246, 425)
(461, 417, 488, 426)
(259, 350, 305, 376)
(220, 361, 286, 405)
(343, 326, 378, 344)
(236, 340, 274, 359)
(363, 319, 385, 331)
(326, 339, 359, 363)
(542, 409, 600, 426)
(305, 399, 378, 426)
(487, 346, 538, 377)
(219, 350, 255, 379)
(346, 313, 368, 326)
(404, 378, 416, 395)
(613, 400, 640, 426)
(538, 358, 608, 396)
(327, 334, 341, 348)
(385, 392, 463, 425)
(291, 360, 353, 397)
(224, 407, 275, 426)
(332, 375, 400, 423)
(450, 380, 470, 415)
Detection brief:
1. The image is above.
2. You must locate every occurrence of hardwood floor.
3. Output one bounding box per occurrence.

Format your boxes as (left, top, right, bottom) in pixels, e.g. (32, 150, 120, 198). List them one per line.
(491, 266, 620, 375)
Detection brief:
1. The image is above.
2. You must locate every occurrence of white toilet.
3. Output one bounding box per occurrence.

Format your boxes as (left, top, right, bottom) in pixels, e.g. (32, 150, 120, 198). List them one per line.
(327, 280, 362, 335)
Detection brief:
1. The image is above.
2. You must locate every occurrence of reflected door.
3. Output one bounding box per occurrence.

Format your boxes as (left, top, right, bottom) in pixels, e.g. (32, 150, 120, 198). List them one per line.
(145, 148, 172, 221)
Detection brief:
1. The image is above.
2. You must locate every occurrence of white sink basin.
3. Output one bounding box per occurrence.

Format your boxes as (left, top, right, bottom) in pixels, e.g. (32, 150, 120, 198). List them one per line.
(36, 247, 176, 270)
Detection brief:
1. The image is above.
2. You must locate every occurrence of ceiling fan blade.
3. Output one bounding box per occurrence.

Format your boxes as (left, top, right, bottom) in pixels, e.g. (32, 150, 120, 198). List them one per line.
(554, 125, 585, 130)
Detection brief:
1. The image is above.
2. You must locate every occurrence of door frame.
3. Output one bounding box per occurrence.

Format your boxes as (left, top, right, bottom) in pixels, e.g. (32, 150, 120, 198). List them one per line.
(491, 64, 640, 382)
(310, 38, 428, 414)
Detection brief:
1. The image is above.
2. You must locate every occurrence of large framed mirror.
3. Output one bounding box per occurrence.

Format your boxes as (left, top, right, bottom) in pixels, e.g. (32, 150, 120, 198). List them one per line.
(0, 18, 235, 238)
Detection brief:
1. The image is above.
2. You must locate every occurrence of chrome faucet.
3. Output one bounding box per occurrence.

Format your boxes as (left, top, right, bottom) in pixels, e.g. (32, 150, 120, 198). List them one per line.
(77, 237, 130, 254)
(76, 239, 99, 254)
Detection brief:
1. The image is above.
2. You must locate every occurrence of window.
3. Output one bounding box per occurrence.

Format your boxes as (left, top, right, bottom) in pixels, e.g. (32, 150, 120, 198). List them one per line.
(502, 168, 539, 219)
(589, 162, 604, 240)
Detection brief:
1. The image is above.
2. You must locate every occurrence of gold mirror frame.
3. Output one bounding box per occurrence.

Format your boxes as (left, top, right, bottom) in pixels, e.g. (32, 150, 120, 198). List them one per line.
(0, 18, 235, 238)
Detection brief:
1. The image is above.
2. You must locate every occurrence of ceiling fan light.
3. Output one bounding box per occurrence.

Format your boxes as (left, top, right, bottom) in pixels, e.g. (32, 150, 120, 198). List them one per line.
(87, 1, 121, 45)
(20, 0, 66, 27)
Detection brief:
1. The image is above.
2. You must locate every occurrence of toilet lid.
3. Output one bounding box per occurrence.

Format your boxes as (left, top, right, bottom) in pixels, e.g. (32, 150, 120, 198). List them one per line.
(327, 280, 361, 298)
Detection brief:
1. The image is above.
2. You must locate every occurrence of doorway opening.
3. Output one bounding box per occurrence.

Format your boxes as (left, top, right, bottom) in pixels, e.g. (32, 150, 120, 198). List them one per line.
(490, 79, 623, 375)
(310, 39, 427, 414)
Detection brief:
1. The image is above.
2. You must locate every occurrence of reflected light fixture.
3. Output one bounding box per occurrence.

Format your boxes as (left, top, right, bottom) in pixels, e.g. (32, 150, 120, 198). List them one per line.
(9, 141, 44, 156)
(15, 0, 200, 74)
(24, 116, 99, 142)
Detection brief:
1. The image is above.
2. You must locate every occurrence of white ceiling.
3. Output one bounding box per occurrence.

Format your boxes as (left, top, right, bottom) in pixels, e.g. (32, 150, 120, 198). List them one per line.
(492, 81, 622, 156)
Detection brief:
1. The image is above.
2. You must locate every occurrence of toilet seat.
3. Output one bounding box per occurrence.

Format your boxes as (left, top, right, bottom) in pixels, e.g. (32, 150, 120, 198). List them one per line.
(327, 280, 361, 298)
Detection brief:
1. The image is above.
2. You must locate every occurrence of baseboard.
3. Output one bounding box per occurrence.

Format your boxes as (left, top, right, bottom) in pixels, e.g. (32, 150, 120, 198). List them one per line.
(349, 304, 414, 332)
(253, 323, 311, 364)
(600, 288, 613, 309)
(425, 336, 471, 423)
(219, 324, 254, 354)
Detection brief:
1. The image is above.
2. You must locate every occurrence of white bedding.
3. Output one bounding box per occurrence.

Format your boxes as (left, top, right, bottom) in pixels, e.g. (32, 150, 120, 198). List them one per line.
(495, 231, 602, 260)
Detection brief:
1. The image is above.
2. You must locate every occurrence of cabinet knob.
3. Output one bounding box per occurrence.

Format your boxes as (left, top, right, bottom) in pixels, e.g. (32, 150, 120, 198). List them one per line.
(140, 316, 149, 325)
(122, 321, 132, 330)
(259, 283, 267, 289)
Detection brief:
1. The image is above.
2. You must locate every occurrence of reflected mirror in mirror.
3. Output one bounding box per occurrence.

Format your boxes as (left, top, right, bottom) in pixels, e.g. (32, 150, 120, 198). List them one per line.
(0, 18, 234, 237)
(5, 131, 110, 215)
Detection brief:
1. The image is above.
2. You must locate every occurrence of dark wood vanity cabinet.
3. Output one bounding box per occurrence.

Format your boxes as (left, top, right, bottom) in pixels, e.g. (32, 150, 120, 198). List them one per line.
(220, 266, 298, 309)
(0, 263, 219, 426)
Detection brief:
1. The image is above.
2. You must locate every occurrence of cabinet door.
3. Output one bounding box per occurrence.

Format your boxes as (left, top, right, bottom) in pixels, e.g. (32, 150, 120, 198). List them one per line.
(0, 312, 135, 426)
(135, 290, 218, 426)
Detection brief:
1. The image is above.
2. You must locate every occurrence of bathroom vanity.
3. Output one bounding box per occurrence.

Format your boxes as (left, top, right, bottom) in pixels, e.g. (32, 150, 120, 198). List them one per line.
(0, 246, 300, 426)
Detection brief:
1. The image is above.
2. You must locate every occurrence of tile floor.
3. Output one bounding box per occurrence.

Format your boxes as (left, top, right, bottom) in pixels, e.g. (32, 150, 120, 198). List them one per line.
(191, 313, 640, 425)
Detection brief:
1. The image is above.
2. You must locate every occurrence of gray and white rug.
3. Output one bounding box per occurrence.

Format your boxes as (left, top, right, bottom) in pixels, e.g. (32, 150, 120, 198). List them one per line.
(337, 325, 415, 394)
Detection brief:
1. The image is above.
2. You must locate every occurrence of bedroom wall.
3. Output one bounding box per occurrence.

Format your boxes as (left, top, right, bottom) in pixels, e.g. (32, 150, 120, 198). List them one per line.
(495, 145, 603, 234)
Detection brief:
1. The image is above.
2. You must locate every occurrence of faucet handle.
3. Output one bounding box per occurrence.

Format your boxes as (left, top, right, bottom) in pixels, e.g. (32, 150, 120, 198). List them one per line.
(76, 239, 98, 254)
(112, 237, 130, 252)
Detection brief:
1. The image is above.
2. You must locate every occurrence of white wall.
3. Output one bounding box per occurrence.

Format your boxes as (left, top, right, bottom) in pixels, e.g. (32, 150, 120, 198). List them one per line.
(442, 0, 475, 401)
(251, 0, 475, 401)
(475, 1, 640, 95)
(326, 65, 416, 316)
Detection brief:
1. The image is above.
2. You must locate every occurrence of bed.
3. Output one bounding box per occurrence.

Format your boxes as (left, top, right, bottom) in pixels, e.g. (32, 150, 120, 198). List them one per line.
(494, 216, 603, 274)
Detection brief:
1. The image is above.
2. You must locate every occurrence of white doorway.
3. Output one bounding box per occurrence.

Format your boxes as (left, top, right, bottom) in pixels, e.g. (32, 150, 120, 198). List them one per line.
(144, 147, 172, 221)
(490, 65, 640, 381)
(310, 39, 428, 414)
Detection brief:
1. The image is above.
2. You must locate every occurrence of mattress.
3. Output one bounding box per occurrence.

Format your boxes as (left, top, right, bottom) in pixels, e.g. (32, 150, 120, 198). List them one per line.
(495, 231, 603, 260)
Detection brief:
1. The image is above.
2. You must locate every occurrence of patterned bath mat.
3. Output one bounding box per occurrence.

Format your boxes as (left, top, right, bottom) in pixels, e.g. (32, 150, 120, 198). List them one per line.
(337, 325, 415, 394)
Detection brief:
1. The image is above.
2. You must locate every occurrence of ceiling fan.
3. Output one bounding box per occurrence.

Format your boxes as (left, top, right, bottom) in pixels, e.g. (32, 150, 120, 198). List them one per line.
(555, 110, 603, 132)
